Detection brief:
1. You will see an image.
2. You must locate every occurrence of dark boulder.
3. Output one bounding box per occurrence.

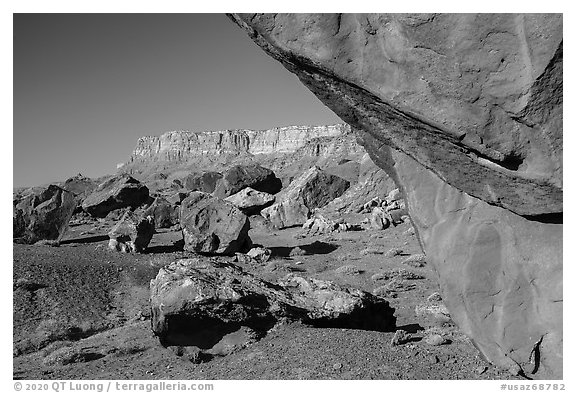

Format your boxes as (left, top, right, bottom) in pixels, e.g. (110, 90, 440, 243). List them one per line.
(81, 174, 149, 218)
(13, 184, 77, 244)
(213, 164, 282, 198)
(179, 192, 251, 255)
(184, 172, 223, 193)
(143, 197, 179, 229)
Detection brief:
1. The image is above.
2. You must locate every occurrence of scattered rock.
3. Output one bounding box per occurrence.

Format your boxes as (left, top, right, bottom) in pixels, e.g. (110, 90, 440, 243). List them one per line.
(475, 365, 488, 375)
(415, 303, 452, 325)
(402, 253, 427, 268)
(245, 247, 272, 263)
(179, 191, 250, 255)
(335, 265, 361, 276)
(42, 346, 105, 366)
(81, 174, 149, 218)
(360, 247, 385, 256)
(391, 330, 411, 346)
(224, 187, 275, 215)
(332, 362, 343, 370)
(372, 269, 424, 282)
(384, 278, 416, 292)
(384, 248, 403, 258)
(302, 214, 357, 235)
(261, 167, 350, 229)
(424, 334, 449, 346)
(369, 207, 390, 230)
(107, 211, 155, 253)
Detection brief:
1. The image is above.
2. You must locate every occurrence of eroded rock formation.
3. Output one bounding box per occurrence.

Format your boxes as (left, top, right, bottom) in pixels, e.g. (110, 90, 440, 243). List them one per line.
(229, 13, 563, 379)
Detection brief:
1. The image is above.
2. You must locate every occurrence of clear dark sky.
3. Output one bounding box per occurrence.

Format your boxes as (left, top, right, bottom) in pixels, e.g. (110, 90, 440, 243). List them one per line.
(13, 13, 341, 188)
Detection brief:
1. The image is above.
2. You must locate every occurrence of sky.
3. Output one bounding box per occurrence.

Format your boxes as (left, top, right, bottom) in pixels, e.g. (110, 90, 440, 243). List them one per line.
(13, 13, 341, 188)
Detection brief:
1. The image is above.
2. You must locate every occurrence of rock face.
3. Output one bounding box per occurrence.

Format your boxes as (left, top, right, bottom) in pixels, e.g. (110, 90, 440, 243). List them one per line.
(81, 174, 150, 218)
(213, 164, 282, 198)
(108, 210, 155, 253)
(150, 258, 396, 347)
(230, 13, 563, 378)
(179, 192, 250, 255)
(224, 187, 275, 215)
(13, 184, 77, 244)
(261, 166, 350, 229)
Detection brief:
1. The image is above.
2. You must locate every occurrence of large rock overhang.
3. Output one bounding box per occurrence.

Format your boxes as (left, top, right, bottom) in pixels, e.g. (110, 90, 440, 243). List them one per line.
(228, 13, 563, 379)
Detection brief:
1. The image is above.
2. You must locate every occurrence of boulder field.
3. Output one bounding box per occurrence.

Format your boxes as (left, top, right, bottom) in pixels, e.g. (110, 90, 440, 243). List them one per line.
(229, 13, 563, 379)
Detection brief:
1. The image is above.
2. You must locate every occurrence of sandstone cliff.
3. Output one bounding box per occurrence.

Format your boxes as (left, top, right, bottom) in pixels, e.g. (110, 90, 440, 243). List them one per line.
(127, 124, 349, 164)
(229, 13, 563, 379)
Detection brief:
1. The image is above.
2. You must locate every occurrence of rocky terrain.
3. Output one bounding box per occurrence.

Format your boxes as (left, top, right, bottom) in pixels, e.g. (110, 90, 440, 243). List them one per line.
(13, 120, 518, 380)
(13, 12, 562, 381)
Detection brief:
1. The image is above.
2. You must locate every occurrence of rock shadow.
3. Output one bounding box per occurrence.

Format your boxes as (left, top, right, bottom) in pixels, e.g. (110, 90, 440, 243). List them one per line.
(60, 235, 109, 245)
(270, 241, 339, 257)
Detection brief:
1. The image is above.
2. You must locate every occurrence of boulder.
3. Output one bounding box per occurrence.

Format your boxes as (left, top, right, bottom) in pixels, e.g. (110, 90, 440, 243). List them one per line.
(184, 171, 223, 193)
(107, 210, 155, 253)
(230, 13, 563, 378)
(150, 258, 396, 346)
(261, 167, 350, 229)
(179, 192, 250, 255)
(213, 164, 282, 198)
(13, 184, 77, 244)
(143, 197, 179, 229)
(61, 173, 97, 211)
(81, 174, 149, 218)
(224, 187, 275, 215)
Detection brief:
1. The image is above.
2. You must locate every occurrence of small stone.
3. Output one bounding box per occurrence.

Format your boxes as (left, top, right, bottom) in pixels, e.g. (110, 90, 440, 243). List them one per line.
(390, 329, 411, 346)
(335, 265, 361, 275)
(475, 365, 487, 374)
(333, 362, 343, 370)
(289, 247, 307, 257)
(424, 334, 448, 346)
(360, 247, 384, 255)
(384, 248, 403, 258)
(429, 355, 439, 364)
(402, 253, 427, 267)
(427, 292, 442, 302)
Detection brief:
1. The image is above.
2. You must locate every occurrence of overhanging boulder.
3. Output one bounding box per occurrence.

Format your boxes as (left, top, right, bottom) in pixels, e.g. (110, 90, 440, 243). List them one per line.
(229, 13, 563, 379)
